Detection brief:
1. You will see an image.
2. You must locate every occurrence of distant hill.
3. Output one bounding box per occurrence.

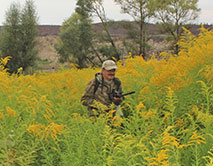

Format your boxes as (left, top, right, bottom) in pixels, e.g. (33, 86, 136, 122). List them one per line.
(35, 23, 213, 43)
(37, 25, 61, 36)
(0, 22, 212, 37)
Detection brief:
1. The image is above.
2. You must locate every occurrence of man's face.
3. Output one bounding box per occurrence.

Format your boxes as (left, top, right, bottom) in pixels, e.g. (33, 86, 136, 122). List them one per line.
(102, 68, 116, 80)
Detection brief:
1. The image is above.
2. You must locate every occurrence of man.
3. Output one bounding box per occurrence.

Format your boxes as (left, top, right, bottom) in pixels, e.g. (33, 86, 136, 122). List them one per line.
(81, 60, 124, 118)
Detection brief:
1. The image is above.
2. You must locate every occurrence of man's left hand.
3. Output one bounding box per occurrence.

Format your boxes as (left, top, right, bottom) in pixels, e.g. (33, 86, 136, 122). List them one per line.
(113, 97, 123, 105)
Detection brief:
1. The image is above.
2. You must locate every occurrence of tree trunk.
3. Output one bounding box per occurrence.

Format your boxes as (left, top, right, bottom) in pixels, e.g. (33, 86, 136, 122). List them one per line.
(139, 3, 146, 59)
(92, 3, 121, 61)
(91, 43, 103, 64)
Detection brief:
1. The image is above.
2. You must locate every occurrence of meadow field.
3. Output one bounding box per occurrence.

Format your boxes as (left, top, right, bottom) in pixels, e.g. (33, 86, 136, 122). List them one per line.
(0, 27, 212, 166)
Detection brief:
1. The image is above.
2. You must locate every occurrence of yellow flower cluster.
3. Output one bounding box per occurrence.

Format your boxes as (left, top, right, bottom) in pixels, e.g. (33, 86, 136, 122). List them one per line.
(27, 123, 66, 141)
(188, 132, 206, 145)
(148, 149, 170, 166)
(6, 106, 16, 117)
(0, 107, 16, 119)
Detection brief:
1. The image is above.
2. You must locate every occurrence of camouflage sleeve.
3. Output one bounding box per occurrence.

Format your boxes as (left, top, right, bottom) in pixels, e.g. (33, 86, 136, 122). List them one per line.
(81, 79, 95, 107)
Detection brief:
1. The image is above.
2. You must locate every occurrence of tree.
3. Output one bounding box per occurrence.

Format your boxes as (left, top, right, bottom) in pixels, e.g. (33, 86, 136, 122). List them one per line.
(0, 3, 22, 73)
(118, 21, 139, 56)
(89, 0, 122, 61)
(149, 0, 200, 54)
(19, 0, 38, 72)
(76, 0, 103, 64)
(55, 0, 97, 68)
(0, 0, 38, 74)
(114, 0, 152, 59)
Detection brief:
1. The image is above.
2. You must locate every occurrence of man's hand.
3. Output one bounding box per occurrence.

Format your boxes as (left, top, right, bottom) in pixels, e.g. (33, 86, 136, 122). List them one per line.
(113, 97, 123, 105)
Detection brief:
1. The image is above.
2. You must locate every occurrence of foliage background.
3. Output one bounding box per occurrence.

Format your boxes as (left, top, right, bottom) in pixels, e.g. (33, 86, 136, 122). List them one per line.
(0, 27, 212, 165)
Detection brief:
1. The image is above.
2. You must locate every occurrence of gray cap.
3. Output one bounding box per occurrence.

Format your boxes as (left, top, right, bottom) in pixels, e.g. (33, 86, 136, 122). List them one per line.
(102, 60, 117, 70)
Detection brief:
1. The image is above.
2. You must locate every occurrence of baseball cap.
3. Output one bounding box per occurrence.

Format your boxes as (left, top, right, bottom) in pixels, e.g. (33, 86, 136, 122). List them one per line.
(102, 60, 117, 71)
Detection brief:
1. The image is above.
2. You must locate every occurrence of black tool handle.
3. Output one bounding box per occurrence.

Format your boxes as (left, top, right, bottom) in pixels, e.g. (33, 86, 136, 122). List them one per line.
(121, 91, 136, 97)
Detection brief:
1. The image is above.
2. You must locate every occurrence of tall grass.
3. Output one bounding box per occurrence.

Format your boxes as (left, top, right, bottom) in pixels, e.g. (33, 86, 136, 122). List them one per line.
(0, 27, 212, 165)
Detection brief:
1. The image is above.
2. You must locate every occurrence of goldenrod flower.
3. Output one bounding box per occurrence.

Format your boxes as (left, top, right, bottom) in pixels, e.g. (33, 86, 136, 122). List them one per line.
(6, 106, 16, 117)
(0, 112, 4, 119)
(188, 132, 206, 145)
(27, 123, 66, 141)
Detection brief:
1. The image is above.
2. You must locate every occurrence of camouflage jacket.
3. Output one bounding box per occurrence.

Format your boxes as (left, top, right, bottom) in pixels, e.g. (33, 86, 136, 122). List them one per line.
(81, 73, 123, 109)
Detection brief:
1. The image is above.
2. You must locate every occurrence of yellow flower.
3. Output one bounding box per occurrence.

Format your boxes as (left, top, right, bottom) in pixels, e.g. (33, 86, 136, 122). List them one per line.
(17, 67, 23, 74)
(45, 123, 66, 140)
(112, 115, 123, 127)
(27, 124, 46, 136)
(162, 132, 180, 149)
(188, 132, 206, 145)
(136, 102, 146, 114)
(0, 56, 11, 66)
(140, 86, 150, 94)
(175, 118, 184, 127)
(6, 106, 16, 117)
(147, 130, 153, 135)
(148, 149, 170, 166)
(27, 123, 66, 141)
(0, 112, 4, 119)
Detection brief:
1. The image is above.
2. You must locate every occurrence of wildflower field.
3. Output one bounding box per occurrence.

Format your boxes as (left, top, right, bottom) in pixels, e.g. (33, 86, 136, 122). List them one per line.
(0, 27, 212, 166)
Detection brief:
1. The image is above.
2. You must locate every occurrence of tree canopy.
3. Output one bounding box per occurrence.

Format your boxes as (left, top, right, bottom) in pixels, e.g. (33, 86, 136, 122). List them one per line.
(149, 0, 200, 54)
(0, 0, 38, 74)
(55, 0, 95, 68)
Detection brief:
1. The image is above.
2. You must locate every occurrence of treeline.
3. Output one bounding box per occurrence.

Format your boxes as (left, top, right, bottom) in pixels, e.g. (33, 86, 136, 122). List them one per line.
(55, 0, 201, 68)
(0, 0, 207, 73)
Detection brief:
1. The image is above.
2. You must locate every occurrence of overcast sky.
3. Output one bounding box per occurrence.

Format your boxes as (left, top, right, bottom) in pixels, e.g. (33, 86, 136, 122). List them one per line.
(0, 0, 212, 26)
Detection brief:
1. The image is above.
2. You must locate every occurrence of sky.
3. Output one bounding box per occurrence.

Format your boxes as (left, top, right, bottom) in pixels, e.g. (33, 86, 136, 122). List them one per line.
(0, 0, 212, 26)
